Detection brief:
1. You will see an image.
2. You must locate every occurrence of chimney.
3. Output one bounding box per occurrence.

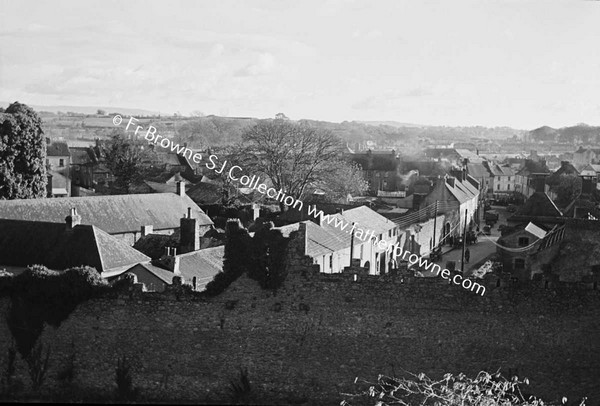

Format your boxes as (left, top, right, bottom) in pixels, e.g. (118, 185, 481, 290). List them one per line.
(180, 207, 200, 253)
(298, 222, 308, 253)
(308, 205, 325, 227)
(581, 175, 594, 195)
(141, 225, 153, 237)
(252, 203, 260, 221)
(162, 247, 180, 274)
(177, 181, 185, 197)
(531, 174, 547, 193)
(65, 208, 81, 229)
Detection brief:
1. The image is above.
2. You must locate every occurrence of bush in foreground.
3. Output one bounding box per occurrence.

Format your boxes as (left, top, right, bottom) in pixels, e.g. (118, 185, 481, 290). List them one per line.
(341, 370, 587, 406)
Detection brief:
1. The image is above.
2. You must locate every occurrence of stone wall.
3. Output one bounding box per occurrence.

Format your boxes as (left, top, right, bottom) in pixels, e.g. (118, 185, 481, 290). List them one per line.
(1, 271, 600, 404)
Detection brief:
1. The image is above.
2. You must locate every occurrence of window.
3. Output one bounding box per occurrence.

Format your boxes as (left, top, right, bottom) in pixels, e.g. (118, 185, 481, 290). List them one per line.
(508, 176, 511, 181)
(518, 237, 529, 247)
(388, 230, 392, 238)
(514, 258, 525, 269)
(507, 184, 510, 191)
(360, 244, 364, 259)
(59, 159, 64, 167)
(329, 255, 333, 270)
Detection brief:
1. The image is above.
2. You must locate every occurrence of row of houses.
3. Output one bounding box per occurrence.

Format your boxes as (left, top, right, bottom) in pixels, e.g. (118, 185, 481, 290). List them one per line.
(0, 167, 481, 290)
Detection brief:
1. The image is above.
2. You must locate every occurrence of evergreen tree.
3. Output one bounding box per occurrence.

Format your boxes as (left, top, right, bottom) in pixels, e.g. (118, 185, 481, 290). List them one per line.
(0, 102, 47, 199)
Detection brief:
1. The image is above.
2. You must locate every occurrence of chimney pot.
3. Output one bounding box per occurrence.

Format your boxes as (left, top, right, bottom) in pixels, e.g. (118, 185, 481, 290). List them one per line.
(65, 207, 82, 229)
(177, 181, 185, 196)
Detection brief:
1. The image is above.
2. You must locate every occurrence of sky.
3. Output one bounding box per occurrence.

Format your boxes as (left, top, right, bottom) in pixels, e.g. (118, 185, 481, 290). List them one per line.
(1, 0, 599, 129)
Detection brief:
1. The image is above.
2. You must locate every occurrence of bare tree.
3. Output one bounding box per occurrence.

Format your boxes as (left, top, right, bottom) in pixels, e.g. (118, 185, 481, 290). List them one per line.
(239, 120, 348, 210)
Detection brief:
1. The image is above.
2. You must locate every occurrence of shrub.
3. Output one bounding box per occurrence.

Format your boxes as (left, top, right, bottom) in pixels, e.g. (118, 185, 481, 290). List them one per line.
(3, 265, 108, 357)
(342, 370, 588, 406)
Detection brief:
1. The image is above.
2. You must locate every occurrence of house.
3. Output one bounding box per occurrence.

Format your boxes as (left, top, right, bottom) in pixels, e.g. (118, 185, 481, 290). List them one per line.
(422, 170, 479, 235)
(349, 150, 400, 193)
(0, 182, 213, 245)
(0, 209, 150, 277)
(69, 146, 115, 193)
(484, 162, 516, 197)
(467, 162, 490, 198)
(47, 170, 69, 197)
(46, 141, 70, 172)
(46, 141, 71, 195)
(496, 221, 565, 280)
(423, 148, 463, 166)
(573, 147, 600, 166)
(279, 205, 399, 275)
(514, 160, 550, 198)
(508, 176, 563, 229)
(123, 245, 224, 292)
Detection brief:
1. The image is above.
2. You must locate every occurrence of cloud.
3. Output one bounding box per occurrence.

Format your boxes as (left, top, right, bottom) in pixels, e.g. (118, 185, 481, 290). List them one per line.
(234, 52, 277, 77)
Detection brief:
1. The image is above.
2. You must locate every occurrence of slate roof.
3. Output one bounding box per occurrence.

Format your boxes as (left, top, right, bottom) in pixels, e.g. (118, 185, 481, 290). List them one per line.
(467, 163, 489, 179)
(144, 181, 177, 194)
(176, 245, 224, 290)
(47, 142, 70, 157)
(142, 246, 225, 290)
(516, 160, 550, 176)
(333, 205, 397, 236)
(515, 192, 563, 218)
(0, 193, 213, 235)
(69, 147, 97, 165)
(445, 176, 479, 204)
(276, 205, 396, 257)
(0, 219, 150, 273)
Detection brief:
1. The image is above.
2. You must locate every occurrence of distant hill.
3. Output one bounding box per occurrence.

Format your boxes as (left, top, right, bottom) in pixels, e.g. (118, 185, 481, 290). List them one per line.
(357, 120, 428, 128)
(0, 102, 163, 117)
(529, 124, 600, 144)
(529, 126, 559, 142)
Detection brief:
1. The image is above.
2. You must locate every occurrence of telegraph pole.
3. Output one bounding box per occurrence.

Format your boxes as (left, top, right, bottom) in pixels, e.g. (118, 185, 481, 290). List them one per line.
(461, 209, 468, 274)
(432, 200, 438, 249)
(349, 222, 355, 267)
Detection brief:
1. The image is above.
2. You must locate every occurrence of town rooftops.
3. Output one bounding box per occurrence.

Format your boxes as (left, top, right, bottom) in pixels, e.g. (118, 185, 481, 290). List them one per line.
(445, 175, 479, 204)
(276, 205, 396, 257)
(0, 192, 213, 235)
(47, 141, 70, 157)
(0, 218, 150, 274)
(467, 163, 489, 179)
(514, 192, 563, 218)
(140, 245, 224, 290)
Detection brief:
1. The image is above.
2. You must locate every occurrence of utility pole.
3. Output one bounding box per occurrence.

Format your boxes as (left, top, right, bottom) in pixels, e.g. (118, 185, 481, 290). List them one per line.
(349, 222, 355, 267)
(461, 209, 468, 274)
(432, 200, 438, 249)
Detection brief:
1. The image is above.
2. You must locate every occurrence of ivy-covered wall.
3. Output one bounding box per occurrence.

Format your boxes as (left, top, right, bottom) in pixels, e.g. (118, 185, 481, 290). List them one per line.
(1, 271, 599, 404)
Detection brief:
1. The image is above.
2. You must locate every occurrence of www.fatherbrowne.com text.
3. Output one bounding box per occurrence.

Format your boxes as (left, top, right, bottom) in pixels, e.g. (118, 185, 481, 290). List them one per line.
(117, 115, 486, 296)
